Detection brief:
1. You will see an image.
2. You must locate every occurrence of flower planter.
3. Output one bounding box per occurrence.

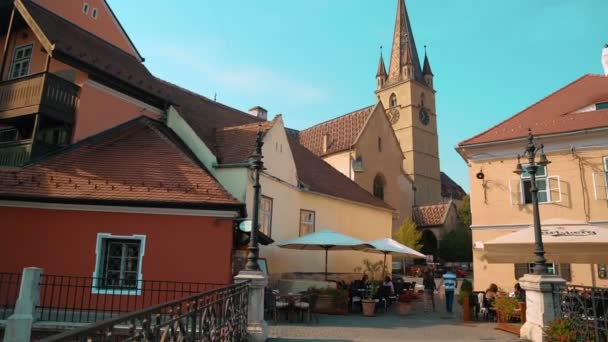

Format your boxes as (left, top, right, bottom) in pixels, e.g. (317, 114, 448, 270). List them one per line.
(462, 295, 471, 322)
(313, 294, 348, 315)
(396, 301, 413, 315)
(362, 299, 378, 317)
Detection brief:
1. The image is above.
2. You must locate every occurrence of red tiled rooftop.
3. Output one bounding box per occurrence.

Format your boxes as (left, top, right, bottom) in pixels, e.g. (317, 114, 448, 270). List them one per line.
(215, 119, 276, 164)
(298, 106, 374, 156)
(0, 117, 241, 209)
(459, 74, 608, 146)
(412, 202, 453, 227)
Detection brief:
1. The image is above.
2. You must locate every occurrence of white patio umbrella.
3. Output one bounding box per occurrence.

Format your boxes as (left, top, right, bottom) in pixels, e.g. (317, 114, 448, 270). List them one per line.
(276, 229, 372, 280)
(365, 238, 426, 278)
(482, 222, 608, 264)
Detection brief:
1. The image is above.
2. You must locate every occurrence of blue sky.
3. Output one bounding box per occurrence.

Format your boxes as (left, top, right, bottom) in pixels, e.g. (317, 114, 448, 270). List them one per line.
(108, 0, 608, 192)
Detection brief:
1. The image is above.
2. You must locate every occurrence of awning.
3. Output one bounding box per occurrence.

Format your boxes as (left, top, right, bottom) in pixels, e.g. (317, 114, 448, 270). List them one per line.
(482, 222, 608, 264)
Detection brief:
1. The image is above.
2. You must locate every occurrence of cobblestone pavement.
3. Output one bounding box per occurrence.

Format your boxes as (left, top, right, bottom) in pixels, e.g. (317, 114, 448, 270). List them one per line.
(268, 291, 520, 342)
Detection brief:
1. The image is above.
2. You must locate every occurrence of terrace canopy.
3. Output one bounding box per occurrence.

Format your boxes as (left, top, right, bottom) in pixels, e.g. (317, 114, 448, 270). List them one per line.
(482, 222, 608, 264)
(365, 238, 426, 277)
(276, 230, 372, 280)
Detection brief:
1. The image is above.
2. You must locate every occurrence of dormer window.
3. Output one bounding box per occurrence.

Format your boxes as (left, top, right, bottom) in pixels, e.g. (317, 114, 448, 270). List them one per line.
(92, 8, 98, 19)
(83, 2, 89, 14)
(389, 93, 397, 107)
(597, 102, 608, 110)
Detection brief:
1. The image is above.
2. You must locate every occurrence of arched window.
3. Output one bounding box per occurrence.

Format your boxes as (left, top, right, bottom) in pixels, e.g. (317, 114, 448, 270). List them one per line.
(420, 92, 425, 107)
(373, 174, 385, 200)
(389, 93, 397, 107)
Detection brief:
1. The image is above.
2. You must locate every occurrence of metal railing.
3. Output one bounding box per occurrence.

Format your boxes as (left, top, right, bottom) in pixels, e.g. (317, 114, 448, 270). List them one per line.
(0, 272, 21, 320)
(39, 281, 250, 342)
(37, 274, 226, 324)
(552, 284, 608, 341)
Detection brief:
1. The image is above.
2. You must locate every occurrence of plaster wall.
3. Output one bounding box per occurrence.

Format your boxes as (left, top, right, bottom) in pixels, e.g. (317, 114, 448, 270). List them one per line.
(323, 151, 352, 180)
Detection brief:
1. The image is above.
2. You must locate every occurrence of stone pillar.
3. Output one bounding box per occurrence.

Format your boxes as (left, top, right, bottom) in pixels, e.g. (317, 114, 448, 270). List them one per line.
(3, 267, 43, 342)
(235, 271, 268, 342)
(519, 274, 566, 342)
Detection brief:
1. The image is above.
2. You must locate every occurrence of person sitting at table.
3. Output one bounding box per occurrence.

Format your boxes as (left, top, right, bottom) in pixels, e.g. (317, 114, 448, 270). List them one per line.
(383, 276, 395, 295)
(514, 283, 526, 302)
(361, 274, 369, 285)
(485, 283, 498, 302)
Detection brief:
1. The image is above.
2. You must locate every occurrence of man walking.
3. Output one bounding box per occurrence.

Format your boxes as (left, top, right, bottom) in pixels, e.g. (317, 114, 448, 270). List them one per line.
(440, 267, 458, 313)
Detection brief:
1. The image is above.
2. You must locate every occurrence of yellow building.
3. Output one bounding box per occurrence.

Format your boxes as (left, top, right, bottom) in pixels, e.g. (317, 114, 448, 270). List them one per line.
(457, 74, 608, 291)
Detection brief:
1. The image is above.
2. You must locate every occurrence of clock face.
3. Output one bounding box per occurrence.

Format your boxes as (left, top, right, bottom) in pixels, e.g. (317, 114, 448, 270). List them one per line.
(419, 108, 430, 126)
(386, 108, 400, 125)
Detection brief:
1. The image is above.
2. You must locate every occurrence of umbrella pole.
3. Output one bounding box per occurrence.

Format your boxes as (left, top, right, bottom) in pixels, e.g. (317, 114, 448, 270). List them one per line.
(325, 248, 328, 281)
(382, 253, 387, 279)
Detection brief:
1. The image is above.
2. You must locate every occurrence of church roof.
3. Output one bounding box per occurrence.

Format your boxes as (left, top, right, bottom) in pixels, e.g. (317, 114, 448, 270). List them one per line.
(412, 201, 455, 228)
(214, 118, 277, 164)
(387, 0, 423, 84)
(297, 106, 374, 156)
(422, 53, 433, 76)
(459, 74, 608, 146)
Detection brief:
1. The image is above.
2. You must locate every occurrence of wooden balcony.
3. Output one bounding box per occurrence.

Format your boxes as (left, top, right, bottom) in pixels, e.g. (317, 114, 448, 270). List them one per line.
(0, 140, 32, 167)
(0, 72, 80, 123)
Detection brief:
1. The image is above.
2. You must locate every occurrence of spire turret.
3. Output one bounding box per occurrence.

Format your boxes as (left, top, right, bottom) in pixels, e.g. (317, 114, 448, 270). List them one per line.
(376, 49, 387, 90)
(387, 0, 423, 84)
(422, 48, 434, 88)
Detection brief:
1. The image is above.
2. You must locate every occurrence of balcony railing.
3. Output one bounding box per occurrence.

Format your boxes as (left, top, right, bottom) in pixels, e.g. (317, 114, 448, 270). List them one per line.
(0, 140, 32, 167)
(0, 72, 80, 122)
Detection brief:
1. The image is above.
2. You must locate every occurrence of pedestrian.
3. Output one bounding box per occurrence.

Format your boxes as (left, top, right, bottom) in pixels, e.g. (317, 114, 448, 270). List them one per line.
(422, 268, 436, 312)
(439, 267, 458, 313)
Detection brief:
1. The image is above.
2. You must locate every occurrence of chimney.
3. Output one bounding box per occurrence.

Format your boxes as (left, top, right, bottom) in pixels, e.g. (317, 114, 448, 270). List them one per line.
(602, 44, 608, 76)
(248, 106, 268, 120)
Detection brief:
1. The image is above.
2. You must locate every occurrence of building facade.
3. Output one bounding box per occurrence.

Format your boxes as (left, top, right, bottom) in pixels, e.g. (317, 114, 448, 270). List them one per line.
(458, 73, 608, 291)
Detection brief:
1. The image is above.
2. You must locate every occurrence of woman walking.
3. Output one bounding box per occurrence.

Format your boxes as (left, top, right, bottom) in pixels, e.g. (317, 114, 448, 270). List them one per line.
(423, 268, 436, 312)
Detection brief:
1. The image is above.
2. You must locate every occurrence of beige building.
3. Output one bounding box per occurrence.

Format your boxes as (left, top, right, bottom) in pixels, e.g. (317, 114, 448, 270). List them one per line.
(457, 73, 608, 291)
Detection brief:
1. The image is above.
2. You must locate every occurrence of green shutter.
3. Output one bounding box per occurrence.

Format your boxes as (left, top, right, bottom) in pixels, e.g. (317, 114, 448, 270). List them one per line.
(559, 264, 571, 282)
(514, 263, 528, 280)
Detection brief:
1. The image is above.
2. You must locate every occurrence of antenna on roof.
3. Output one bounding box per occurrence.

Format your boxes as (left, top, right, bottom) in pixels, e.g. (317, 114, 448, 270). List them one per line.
(214, 93, 217, 102)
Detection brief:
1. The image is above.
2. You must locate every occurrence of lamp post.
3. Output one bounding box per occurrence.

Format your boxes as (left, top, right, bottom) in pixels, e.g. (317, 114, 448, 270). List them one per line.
(245, 129, 265, 272)
(513, 129, 551, 275)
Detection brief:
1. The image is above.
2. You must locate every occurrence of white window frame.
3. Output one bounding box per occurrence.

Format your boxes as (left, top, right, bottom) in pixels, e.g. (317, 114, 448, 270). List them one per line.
(82, 2, 89, 14)
(299, 210, 315, 236)
(91, 7, 98, 19)
(9, 43, 33, 80)
(591, 157, 608, 201)
(259, 196, 272, 237)
(92, 233, 146, 295)
(518, 165, 560, 204)
(604, 157, 608, 198)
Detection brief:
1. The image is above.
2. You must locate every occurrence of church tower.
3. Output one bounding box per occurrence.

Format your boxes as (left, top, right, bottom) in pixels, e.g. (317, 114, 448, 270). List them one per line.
(375, 0, 441, 205)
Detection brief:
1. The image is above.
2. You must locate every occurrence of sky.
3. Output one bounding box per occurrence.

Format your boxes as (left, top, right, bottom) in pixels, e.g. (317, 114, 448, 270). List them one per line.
(108, 0, 608, 192)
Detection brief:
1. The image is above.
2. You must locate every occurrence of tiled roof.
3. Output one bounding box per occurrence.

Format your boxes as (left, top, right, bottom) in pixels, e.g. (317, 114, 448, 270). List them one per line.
(298, 106, 374, 156)
(22, 1, 166, 103)
(288, 137, 392, 210)
(412, 202, 454, 227)
(155, 78, 264, 157)
(440, 172, 466, 200)
(215, 119, 276, 164)
(459, 75, 608, 146)
(0, 117, 241, 209)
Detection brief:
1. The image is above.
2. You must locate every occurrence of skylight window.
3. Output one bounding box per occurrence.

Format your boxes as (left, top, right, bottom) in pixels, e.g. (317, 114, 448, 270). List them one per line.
(596, 102, 608, 110)
(83, 2, 89, 14)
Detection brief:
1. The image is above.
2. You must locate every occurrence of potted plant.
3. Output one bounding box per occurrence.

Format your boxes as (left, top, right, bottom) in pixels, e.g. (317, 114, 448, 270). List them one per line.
(396, 290, 417, 315)
(544, 318, 576, 342)
(311, 287, 349, 315)
(356, 259, 383, 317)
(457, 279, 473, 322)
(494, 296, 522, 335)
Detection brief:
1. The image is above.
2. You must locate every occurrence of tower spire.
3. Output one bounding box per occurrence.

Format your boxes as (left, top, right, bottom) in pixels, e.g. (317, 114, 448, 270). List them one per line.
(387, 0, 422, 84)
(422, 46, 433, 76)
(376, 47, 387, 78)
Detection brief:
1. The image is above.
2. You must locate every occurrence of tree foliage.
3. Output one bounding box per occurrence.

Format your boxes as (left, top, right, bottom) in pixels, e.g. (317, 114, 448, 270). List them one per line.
(438, 226, 473, 262)
(395, 218, 423, 251)
(457, 195, 472, 227)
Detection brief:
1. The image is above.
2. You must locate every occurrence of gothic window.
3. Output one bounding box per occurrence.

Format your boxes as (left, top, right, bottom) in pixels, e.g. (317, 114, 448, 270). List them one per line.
(378, 137, 382, 152)
(389, 93, 397, 107)
(373, 174, 385, 200)
(420, 93, 425, 107)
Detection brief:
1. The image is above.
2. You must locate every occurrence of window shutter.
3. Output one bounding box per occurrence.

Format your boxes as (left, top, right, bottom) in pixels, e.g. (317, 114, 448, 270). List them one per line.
(559, 264, 571, 282)
(548, 176, 562, 203)
(514, 263, 528, 280)
(508, 179, 522, 206)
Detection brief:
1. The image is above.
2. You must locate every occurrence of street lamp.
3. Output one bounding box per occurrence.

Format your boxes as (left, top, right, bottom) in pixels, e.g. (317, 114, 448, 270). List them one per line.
(245, 129, 265, 272)
(513, 129, 551, 275)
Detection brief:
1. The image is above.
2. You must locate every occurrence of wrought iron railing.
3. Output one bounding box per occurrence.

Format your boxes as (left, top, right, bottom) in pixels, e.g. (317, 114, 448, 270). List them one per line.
(0, 272, 21, 320)
(39, 281, 249, 342)
(552, 284, 608, 341)
(0, 139, 32, 167)
(37, 274, 226, 324)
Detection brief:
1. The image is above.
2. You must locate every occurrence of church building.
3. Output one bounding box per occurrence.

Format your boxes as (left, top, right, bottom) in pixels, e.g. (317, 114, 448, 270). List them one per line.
(293, 0, 465, 245)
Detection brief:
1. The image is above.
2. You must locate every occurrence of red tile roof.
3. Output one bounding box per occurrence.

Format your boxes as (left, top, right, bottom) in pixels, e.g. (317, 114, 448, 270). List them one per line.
(0, 117, 241, 209)
(215, 119, 276, 164)
(459, 75, 608, 146)
(298, 106, 374, 156)
(288, 137, 392, 210)
(412, 202, 454, 227)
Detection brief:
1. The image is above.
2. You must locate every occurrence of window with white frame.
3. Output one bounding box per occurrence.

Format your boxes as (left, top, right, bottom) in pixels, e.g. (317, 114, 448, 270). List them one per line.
(517, 164, 561, 204)
(592, 157, 608, 200)
(299, 210, 315, 236)
(82, 2, 89, 14)
(9, 44, 33, 80)
(259, 196, 273, 236)
(91, 8, 98, 19)
(93, 234, 145, 294)
(604, 157, 608, 195)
